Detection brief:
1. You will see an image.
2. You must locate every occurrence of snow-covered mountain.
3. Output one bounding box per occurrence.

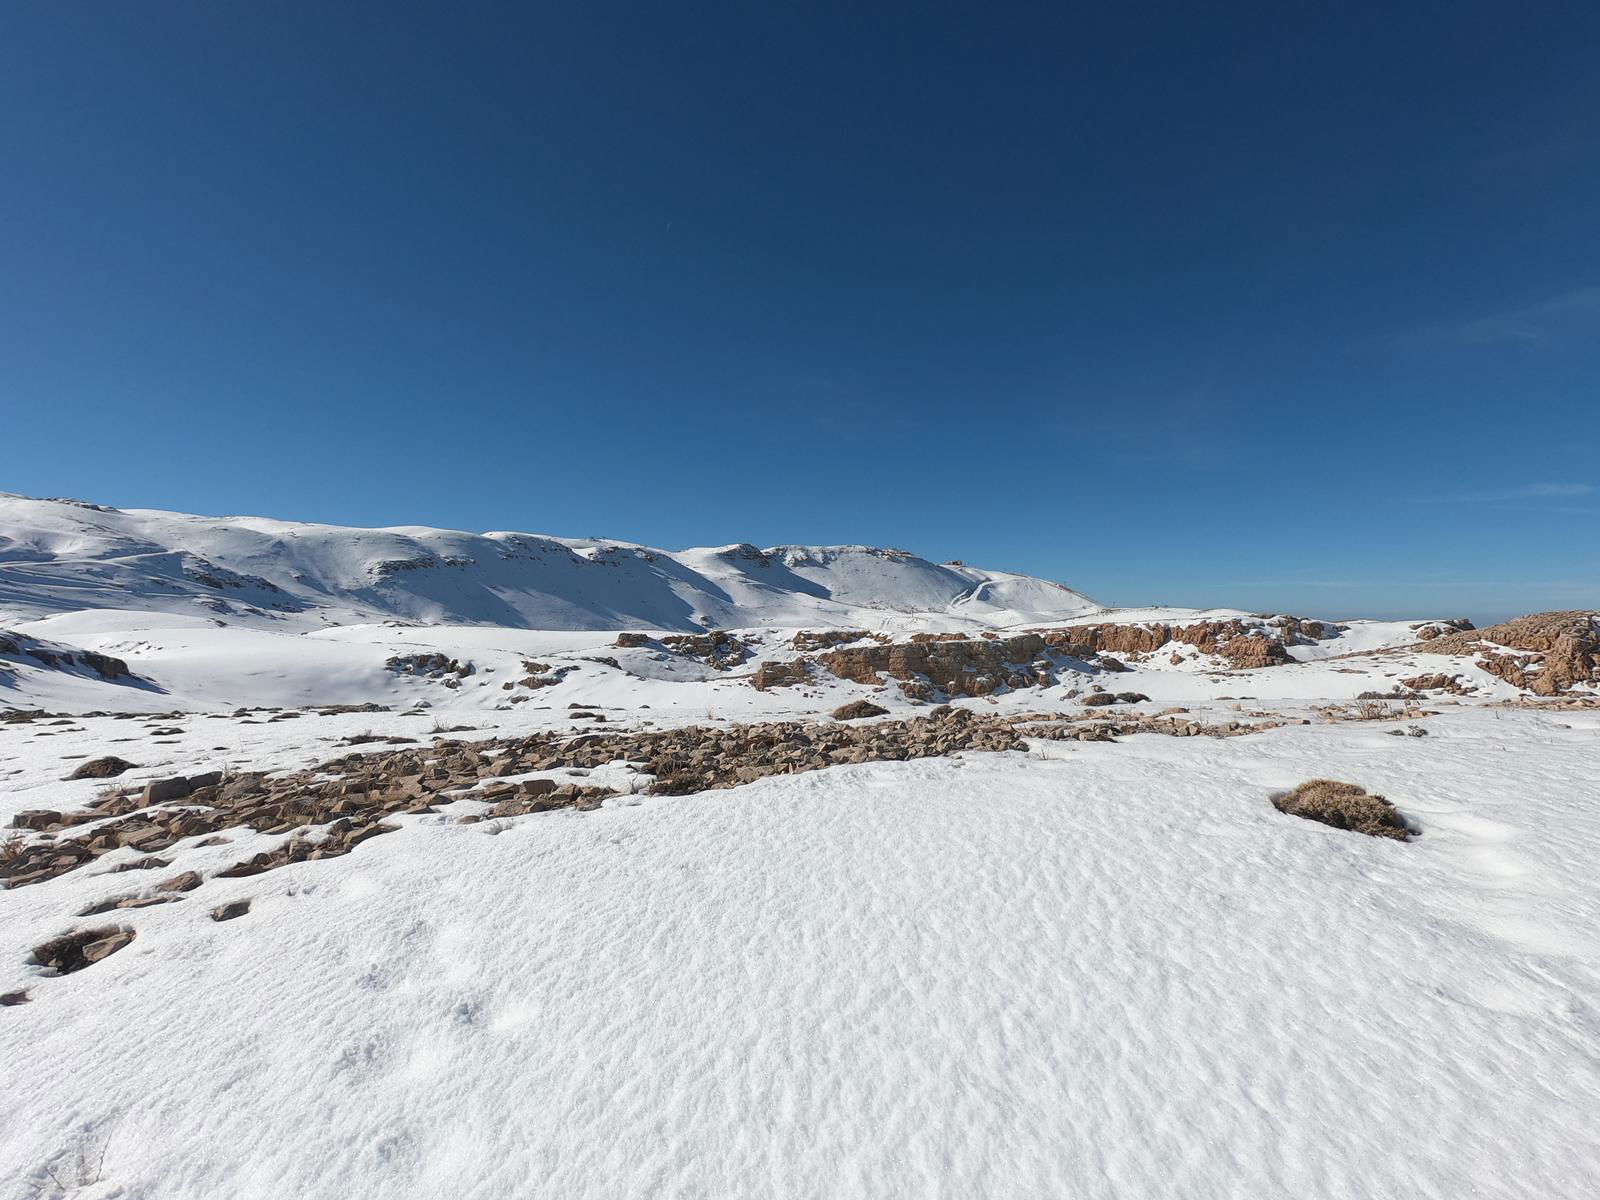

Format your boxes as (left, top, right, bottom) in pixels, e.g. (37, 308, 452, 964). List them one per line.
(0, 493, 1100, 631)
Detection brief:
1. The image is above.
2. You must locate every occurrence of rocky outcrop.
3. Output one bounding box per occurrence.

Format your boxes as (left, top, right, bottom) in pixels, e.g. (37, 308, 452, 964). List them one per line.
(809, 621, 1304, 697)
(1417, 611, 1600, 696)
(1411, 618, 1474, 642)
(614, 631, 750, 668)
(791, 630, 883, 651)
(659, 632, 749, 669)
(385, 653, 474, 682)
(1399, 673, 1472, 695)
(1030, 618, 1313, 669)
(752, 659, 810, 690)
(0, 632, 136, 681)
(818, 634, 1054, 697)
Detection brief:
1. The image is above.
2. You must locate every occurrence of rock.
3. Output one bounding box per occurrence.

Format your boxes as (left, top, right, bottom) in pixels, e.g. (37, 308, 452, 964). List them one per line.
(819, 634, 1051, 697)
(831, 700, 890, 720)
(752, 659, 809, 690)
(1418, 611, 1599, 695)
(10, 810, 61, 831)
(1399, 673, 1471, 695)
(793, 630, 874, 651)
(386, 653, 475, 679)
(155, 870, 202, 893)
(659, 631, 749, 669)
(67, 756, 138, 780)
(142, 776, 192, 805)
(1034, 618, 1301, 669)
(31, 926, 135, 974)
(110, 855, 170, 873)
(210, 900, 251, 922)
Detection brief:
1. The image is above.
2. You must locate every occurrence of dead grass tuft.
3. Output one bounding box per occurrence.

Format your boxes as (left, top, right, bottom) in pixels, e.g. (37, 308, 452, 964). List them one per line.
(1272, 779, 1412, 841)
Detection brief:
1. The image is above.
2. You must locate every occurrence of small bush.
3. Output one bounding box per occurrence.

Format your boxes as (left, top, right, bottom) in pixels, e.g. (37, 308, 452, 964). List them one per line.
(1272, 779, 1412, 841)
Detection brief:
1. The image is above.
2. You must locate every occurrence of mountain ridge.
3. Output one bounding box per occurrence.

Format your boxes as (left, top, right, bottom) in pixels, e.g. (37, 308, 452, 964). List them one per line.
(0, 492, 1100, 632)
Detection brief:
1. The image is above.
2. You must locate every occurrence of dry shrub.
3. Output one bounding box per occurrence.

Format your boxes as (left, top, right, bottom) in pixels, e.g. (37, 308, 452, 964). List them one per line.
(1273, 779, 1412, 841)
(1315, 699, 1423, 723)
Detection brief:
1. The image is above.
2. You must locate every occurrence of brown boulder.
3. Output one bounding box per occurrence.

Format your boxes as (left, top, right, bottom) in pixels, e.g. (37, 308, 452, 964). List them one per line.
(67, 756, 138, 780)
(831, 700, 890, 720)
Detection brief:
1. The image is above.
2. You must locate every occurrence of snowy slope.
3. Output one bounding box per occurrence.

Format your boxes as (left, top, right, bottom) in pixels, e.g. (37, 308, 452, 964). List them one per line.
(0, 494, 1098, 632)
(3, 707, 1598, 1198)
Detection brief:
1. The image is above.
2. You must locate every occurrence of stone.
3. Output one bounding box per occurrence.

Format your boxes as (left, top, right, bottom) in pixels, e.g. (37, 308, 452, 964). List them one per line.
(11, 810, 61, 831)
(31, 926, 135, 974)
(211, 900, 251, 922)
(66, 756, 138, 780)
(142, 776, 192, 804)
(831, 700, 890, 720)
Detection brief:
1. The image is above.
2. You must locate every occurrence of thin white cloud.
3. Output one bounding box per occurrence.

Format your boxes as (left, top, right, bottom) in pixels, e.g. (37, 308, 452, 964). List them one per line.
(1393, 287, 1600, 349)
(1433, 482, 1593, 503)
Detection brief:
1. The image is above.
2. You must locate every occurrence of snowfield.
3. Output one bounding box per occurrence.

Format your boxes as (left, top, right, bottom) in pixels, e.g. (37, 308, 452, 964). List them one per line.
(2, 495, 1598, 1199)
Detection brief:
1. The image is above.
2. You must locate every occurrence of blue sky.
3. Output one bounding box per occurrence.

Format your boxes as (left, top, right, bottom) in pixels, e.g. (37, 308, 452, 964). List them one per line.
(3, 3, 1596, 621)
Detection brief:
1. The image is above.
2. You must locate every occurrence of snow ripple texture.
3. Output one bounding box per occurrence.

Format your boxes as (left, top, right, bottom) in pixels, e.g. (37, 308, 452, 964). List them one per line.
(3, 716, 1598, 1198)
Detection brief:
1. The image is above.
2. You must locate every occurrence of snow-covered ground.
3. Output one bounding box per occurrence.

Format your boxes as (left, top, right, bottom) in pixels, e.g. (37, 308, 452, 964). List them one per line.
(3, 494, 1598, 1198)
(0, 493, 1098, 632)
(4, 706, 1598, 1198)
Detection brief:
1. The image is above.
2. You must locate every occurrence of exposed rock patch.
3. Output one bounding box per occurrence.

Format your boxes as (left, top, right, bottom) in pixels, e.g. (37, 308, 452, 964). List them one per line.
(752, 659, 810, 690)
(30, 926, 136, 975)
(659, 631, 749, 669)
(4, 707, 1295, 890)
(211, 899, 251, 922)
(1031, 618, 1321, 669)
(819, 634, 1055, 697)
(792, 630, 884, 651)
(1418, 611, 1600, 695)
(66, 756, 138, 780)
(385, 654, 475, 684)
(0, 631, 138, 682)
(1399, 673, 1472, 695)
(831, 700, 889, 720)
(1412, 618, 1474, 641)
(613, 631, 750, 668)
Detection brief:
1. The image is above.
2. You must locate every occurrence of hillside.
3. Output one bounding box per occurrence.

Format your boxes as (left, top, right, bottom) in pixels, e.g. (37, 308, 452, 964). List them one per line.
(0, 494, 1099, 632)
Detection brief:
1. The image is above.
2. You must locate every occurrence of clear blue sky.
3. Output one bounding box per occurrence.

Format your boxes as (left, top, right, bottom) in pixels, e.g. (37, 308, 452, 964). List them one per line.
(3, 3, 1596, 621)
